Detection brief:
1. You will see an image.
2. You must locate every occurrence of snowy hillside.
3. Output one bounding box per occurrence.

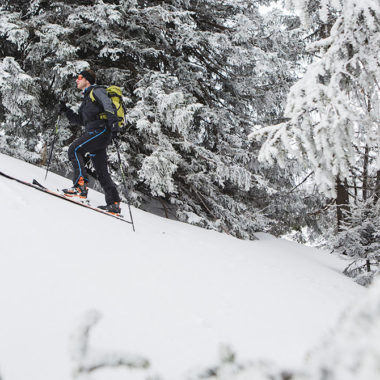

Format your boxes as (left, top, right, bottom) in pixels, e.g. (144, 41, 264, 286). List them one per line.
(0, 153, 364, 380)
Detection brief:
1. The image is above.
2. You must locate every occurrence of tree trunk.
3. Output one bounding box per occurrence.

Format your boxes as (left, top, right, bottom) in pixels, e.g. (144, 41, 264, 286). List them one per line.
(375, 170, 380, 203)
(362, 145, 369, 201)
(336, 176, 350, 231)
(366, 259, 371, 272)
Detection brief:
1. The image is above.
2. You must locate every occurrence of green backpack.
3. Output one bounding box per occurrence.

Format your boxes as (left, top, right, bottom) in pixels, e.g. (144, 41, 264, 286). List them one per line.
(89, 85, 125, 127)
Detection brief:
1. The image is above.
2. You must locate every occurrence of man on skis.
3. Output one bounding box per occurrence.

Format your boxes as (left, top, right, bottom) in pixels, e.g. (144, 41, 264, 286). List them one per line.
(59, 69, 121, 214)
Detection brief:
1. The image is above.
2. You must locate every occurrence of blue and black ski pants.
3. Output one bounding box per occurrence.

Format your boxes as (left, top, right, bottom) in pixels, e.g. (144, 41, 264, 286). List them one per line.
(68, 128, 121, 204)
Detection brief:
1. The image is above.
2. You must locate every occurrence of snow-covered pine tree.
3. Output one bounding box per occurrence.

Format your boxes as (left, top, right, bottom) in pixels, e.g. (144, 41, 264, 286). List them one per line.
(330, 199, 380, 285)
(0, 57, 40, 161)
(0, 0, 86, 172)
(0, 0, 309, 238)
(252, 0, 380, 233)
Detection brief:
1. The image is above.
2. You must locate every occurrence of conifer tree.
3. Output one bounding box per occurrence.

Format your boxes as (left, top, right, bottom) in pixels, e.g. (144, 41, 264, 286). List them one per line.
(331, 199, 380, 285)
(252, 0, 380, 231)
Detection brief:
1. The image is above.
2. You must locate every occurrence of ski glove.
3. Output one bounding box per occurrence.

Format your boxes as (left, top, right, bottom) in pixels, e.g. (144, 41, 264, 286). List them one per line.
(59, 101, 69, 114)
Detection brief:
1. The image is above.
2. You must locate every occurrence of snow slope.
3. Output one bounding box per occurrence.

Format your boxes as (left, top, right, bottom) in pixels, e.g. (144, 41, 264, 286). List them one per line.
(0, 153, 363, 380)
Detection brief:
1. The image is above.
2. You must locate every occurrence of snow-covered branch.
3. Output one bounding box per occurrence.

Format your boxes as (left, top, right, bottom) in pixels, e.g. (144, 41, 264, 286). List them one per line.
(69, 310, 150, 378)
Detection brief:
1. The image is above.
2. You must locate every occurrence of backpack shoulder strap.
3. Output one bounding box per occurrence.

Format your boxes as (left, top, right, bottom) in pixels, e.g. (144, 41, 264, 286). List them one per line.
(89, 88, 95, 102)
(89, 85, 105, 103)
(88, 88, 94, 101)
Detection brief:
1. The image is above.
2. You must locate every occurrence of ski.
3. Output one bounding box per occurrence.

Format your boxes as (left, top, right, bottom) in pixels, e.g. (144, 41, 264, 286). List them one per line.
(0, 170, 133, 226)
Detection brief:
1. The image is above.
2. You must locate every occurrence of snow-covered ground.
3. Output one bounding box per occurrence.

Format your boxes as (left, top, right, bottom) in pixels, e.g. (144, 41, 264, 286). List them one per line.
(0, 153, 364, 380)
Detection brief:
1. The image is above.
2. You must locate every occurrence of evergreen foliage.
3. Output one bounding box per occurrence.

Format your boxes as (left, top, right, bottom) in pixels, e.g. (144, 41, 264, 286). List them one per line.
(249, 0, 380, 277)
(0, 0, 308, 239)
(331, 199, 380, 285)
(252, 0, 380, 197)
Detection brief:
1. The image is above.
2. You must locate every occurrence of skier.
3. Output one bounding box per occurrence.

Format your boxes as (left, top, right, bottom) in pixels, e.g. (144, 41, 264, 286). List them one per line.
(59, 69, 121, 214)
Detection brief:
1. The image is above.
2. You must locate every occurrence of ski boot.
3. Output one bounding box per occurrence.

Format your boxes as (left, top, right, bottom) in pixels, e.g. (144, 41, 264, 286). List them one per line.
(62, 177, 88, 199)
(98, 202, 121, 215)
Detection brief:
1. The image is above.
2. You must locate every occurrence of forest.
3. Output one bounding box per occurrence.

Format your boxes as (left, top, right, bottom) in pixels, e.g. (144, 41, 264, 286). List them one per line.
(0, 0, 379, 284)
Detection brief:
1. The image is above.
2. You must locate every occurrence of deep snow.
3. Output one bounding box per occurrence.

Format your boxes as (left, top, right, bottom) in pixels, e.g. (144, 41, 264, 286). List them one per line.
(0, 153, 363, 380)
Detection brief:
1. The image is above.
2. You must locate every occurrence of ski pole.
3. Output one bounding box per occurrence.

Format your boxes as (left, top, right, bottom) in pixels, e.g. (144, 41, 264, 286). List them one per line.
(45, 115, 60, 181)
(114, 139, 135, 232)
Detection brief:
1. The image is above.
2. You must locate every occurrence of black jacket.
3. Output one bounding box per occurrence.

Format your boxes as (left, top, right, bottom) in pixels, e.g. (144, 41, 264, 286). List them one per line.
(65, 85, 119, 132)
